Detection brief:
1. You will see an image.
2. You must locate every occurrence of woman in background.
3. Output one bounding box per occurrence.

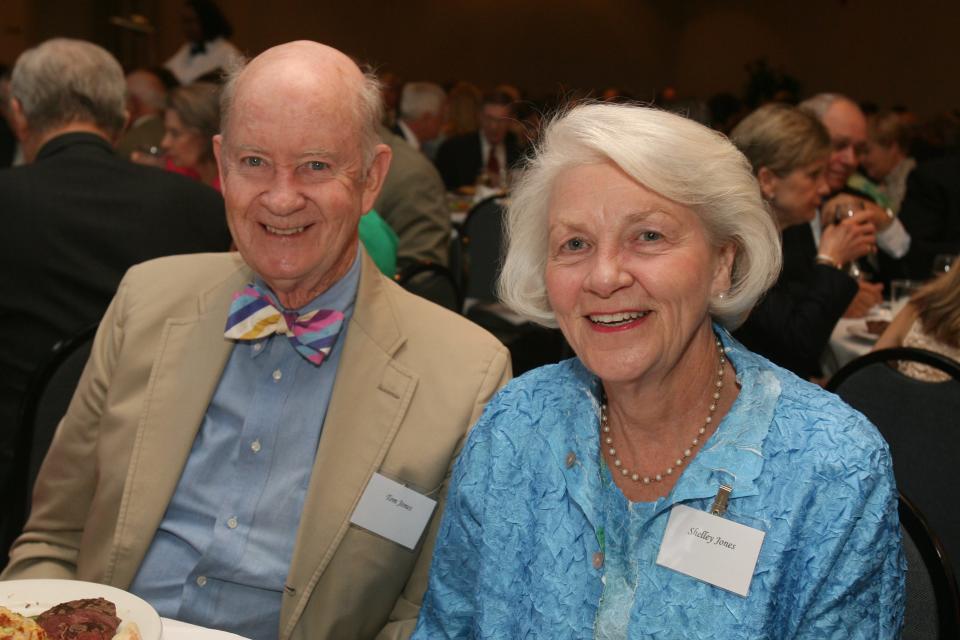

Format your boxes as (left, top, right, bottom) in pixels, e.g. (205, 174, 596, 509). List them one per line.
(731, 103, 877, 380)
(875, 259, 960, 380)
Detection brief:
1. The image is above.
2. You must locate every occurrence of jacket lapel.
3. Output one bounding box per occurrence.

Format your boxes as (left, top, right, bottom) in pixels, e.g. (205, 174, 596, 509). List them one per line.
(280, 253, 417, 637)
(109, 263, 250, 585)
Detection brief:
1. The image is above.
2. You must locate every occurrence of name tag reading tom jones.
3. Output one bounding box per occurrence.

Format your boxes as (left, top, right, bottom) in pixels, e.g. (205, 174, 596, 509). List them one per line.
(350, 472, 437, 550)
(655, 504, 765, 597)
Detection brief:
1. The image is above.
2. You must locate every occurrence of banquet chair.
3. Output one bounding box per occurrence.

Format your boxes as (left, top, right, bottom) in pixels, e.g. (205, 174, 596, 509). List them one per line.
(458, 194, 506, 303)
(395, 261, 463, 313)
(900, 492, 960, 639)
(826, 347, 960, 584)
(1, 324, 97, 557)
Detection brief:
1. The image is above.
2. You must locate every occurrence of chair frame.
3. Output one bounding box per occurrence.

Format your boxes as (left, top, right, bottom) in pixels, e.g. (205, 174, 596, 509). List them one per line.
(826, 346, 960, 391)
(3, 324, 98, 556)
(395, 260, 464, 314)
(457, 194, 507, 303)
(900, 492, 960, 638)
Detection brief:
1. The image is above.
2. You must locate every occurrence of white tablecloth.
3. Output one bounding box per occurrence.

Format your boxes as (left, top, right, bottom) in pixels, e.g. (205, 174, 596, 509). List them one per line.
(161, 617, 251, 639)
(823, 317, 877, 378)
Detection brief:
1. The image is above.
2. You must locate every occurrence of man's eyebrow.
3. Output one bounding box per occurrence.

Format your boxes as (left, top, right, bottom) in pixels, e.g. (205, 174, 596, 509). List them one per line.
(232, 144, 267, 154)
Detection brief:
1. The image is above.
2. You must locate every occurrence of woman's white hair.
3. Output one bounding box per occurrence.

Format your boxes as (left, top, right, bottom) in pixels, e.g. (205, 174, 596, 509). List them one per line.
(498, 102, 781, 330)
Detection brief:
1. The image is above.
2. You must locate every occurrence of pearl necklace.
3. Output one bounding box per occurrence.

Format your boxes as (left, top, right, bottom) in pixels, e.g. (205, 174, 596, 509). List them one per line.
(601, 337, 726, 484)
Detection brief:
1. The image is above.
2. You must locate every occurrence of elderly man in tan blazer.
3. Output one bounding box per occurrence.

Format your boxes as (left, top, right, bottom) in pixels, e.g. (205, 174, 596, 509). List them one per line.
(3, 41, 510, 640)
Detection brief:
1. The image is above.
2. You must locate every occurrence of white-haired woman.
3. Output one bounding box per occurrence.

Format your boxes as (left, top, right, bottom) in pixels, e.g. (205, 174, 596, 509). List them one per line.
(411, 103, 903, 638)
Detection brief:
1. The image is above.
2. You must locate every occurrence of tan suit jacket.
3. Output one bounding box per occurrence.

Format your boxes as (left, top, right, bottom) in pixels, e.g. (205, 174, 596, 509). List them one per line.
(3, 250, 511, 639)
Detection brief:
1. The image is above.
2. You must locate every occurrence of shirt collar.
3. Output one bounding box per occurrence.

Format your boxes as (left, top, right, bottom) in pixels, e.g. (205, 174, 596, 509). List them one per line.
(543, 325, 779, 529)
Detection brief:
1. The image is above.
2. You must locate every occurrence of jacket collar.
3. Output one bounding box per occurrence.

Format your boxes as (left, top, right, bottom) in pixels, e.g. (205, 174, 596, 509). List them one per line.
(35, 131, 115, 162)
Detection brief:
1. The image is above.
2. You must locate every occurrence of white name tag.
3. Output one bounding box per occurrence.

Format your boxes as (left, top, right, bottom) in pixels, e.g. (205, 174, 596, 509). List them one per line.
(655, 504, 765, 597)
(349, 472, 437, 550)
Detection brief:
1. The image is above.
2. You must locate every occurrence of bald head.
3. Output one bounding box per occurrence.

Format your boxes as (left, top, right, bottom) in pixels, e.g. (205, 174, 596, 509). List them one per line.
(800, 93, 866, 191)
(220, 40, 383, 167)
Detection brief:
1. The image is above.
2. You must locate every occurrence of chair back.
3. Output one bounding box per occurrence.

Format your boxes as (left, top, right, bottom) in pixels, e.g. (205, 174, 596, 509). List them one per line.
(900, 492, 960, 639)
(395, 261, 463, 313)
(459, 195, 506, 303)
(827, 347, 960, 582)
(1, 324, 97, 557)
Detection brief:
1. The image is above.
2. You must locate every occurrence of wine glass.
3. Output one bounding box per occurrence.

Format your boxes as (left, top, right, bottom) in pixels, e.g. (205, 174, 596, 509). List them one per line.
(931, 253, 958, 278)
(832, 201, 867, 280)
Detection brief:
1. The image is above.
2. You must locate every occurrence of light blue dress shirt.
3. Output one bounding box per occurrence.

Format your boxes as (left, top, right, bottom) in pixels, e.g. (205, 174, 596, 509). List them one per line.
(130, 252, 361, 640)
(413, 327, 905, 639)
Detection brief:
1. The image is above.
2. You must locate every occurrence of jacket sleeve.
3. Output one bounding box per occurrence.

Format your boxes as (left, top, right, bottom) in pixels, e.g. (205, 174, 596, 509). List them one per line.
(735, 264, 857, 378)
(790, 417, 905, 638)
(376, 346, 511, 640)
(2, 279, 130, 579)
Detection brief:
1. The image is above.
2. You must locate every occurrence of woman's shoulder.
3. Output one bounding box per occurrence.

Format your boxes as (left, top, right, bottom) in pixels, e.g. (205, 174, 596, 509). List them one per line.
(756, 359, 892, 471)
(731, 343, 890, 468)
(467, 358, 595, 444)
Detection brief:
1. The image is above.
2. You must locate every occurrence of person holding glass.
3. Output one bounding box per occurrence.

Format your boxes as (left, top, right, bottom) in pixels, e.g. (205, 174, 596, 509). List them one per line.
(411, 103, 904, 639)
(731, 103, 877, 380)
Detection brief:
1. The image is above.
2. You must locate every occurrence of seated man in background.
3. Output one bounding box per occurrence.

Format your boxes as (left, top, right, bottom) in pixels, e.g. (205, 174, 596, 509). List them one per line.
(434, 89, 521, 190)
(375, 125, 451, 269)
(2, 39, 511, 640)
(0, 38, 230, 528)
(393, 81, 446, 159)
(787, 93, 895, 313)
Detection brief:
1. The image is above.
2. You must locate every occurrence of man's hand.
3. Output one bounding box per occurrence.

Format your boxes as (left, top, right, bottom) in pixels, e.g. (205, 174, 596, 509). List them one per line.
(820, 212, 877, 265)
(842, 280, 884, 318)
(823, 194, 891, 231)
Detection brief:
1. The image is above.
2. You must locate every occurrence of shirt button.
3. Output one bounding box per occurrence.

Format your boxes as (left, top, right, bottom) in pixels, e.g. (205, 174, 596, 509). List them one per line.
(250, 439, 261, 453)
(227, 516, 238, 529)
(565, 451, 577, 468)
(253, 342, 263, 352)
(593, 552, 604, 569)
(272, 369, 282, 382)
(196, 575, 207, 587)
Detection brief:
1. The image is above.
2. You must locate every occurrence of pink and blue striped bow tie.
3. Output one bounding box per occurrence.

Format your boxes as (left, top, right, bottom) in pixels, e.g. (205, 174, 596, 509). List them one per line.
(224, 285, 344, 366)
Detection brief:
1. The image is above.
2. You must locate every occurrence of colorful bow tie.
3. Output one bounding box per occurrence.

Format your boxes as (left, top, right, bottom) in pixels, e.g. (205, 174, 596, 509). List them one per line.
(224, 285, 344, 366)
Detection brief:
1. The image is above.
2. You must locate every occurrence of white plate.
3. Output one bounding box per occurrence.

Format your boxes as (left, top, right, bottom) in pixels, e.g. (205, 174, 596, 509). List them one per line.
(0, 579, 162, 640)
(847, 323, 879, 342)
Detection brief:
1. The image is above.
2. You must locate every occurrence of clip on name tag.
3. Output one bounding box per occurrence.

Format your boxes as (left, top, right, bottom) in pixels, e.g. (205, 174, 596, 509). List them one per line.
(655, 484, 765, 597)
(350, 472, 437, 550)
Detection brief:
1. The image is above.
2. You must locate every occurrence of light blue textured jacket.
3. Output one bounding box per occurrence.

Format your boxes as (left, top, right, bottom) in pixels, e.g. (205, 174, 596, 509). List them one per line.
(413, 330, 905, 639)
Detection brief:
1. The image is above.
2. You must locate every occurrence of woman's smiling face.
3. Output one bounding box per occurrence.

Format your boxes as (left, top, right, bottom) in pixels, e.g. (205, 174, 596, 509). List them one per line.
(545, 162, 734, 386)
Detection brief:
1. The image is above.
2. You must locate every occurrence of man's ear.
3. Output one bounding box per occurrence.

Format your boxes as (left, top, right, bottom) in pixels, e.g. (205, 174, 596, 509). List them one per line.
(360, 143, 392, 214)
(9, 97, 29, 142)
(756, 166, 778, 202)
(213, 134, 226, 187)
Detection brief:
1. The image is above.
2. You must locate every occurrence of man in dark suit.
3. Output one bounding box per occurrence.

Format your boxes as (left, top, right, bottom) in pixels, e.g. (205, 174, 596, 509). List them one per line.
(0, 38, 230, 497)
(897, 154, 960, 278)
(434, 90, 521, 190)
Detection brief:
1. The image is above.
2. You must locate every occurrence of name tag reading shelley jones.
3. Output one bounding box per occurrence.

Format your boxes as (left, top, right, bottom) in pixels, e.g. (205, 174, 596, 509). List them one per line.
(655, 504, 765, 597)
(350, 472, 437, 550)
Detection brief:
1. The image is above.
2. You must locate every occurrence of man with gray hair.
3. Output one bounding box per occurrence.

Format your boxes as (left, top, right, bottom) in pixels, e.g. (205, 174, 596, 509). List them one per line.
(394, 81, 446, 155)
(0, 37, 229, 539)
(799, 93, 910, 282)
(3, 40, 510, 640)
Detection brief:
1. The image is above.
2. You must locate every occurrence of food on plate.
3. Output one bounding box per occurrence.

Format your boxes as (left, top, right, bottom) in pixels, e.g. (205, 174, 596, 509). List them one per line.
(35, 597, 120, 639)
(866, 319, 890, 335)
(0, 606, 45, 640)
(0, 596, 142, 640)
